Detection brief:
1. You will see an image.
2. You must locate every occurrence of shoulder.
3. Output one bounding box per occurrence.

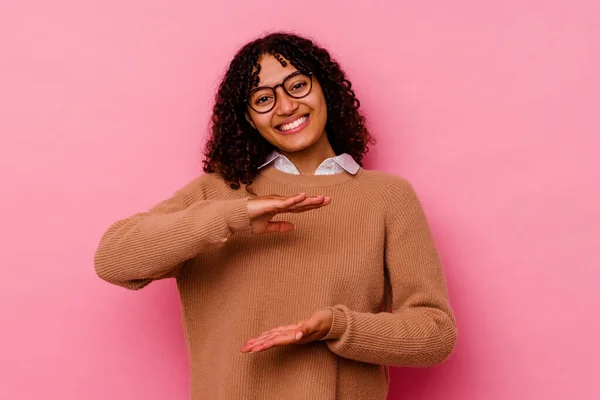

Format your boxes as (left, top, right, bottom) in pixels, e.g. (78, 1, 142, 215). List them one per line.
(175, 171, 238, 201)
(355, 169, 423, 214)
(185, 171, 228, 187)
(356, 169, 417, 197)
(147, 172, 237, 213)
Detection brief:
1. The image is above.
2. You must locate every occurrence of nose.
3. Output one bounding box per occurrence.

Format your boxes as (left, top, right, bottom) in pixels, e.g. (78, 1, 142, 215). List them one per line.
(274, 86, 298, 115)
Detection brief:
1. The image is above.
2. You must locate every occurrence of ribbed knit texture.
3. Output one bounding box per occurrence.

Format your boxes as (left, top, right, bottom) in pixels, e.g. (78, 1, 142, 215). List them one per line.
(94, 166, 457, 400)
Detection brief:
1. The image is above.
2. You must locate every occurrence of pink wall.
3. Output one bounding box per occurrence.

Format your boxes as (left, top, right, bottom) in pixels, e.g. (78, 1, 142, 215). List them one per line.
(1, 1, 598, 398)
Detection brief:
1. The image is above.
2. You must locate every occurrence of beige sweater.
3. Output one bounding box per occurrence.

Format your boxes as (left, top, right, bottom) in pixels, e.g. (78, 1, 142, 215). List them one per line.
(94, 166, 457, 400)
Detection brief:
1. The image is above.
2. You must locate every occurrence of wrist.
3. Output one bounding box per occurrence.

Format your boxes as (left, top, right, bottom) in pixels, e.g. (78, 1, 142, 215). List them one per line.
(320, 306, 347, 341)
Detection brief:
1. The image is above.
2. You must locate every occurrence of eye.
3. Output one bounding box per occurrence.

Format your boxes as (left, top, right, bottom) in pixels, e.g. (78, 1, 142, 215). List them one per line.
(256, 96, 269, 104)
(254, 95, 274, 105)
(291, 82, 306, 92)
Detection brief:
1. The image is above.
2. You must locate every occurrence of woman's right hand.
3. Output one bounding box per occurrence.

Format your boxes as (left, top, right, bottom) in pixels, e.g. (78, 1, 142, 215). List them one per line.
(247, 193, 331, 235)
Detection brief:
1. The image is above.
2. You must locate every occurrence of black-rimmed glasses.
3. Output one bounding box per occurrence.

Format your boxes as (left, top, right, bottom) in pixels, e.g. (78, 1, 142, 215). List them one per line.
(245, 71, 313, 114)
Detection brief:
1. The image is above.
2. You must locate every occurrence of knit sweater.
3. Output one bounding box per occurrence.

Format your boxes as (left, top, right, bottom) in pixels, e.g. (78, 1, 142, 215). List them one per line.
(94, 166, 457, 400)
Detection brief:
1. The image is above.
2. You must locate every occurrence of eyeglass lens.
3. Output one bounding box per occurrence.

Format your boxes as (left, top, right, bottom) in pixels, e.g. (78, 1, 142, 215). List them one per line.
(248, 73, 312, 113)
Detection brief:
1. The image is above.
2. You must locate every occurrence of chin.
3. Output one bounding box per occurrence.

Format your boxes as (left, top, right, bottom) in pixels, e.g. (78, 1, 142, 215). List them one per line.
(275, 131, 323, 153)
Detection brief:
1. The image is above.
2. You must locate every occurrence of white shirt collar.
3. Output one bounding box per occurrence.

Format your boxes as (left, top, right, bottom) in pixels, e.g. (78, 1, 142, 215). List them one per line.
(258, 150, 360, 175)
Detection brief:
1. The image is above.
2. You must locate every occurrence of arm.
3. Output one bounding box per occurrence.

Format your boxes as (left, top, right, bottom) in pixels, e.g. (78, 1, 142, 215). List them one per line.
(94, 177, 250, 290)
(321, 180, 457, 367)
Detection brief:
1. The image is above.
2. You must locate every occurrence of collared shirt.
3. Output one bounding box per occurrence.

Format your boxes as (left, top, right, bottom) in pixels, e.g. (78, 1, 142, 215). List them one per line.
(258, 150, 360, 176)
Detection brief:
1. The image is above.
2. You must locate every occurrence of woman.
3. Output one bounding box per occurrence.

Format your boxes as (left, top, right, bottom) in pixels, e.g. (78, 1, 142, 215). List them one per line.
(95, 32, 457, 400)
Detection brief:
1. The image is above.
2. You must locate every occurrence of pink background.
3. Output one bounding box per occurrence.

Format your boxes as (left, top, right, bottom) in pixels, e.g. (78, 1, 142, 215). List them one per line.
(1, 0, 598, 399)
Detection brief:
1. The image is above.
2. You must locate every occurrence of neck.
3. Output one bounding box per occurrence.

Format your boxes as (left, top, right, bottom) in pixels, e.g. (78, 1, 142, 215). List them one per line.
(279, 133, 336, 175)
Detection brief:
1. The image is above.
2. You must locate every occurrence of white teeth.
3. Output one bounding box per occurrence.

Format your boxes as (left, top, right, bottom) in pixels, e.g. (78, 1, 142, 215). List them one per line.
(279, 115, 307, 131)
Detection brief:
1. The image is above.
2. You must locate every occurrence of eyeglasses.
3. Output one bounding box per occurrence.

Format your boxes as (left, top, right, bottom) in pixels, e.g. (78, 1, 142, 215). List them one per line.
(245, 71, 313, 114)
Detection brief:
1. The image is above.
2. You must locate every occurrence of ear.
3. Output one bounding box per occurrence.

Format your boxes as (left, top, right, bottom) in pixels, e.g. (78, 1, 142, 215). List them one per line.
(245, 112, 256, 129)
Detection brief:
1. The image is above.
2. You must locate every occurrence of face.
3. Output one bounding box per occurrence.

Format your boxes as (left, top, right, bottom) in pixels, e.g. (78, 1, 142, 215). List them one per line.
(245, 54, 328, 154)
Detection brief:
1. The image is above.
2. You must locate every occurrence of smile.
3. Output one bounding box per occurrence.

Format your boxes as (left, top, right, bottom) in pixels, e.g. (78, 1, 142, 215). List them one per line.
(276, 114, 310, 134)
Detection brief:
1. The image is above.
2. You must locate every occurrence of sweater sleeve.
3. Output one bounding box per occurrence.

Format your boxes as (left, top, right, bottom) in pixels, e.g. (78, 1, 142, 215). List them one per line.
(94, 177, 251, 290)
(321, 180, 457, 367)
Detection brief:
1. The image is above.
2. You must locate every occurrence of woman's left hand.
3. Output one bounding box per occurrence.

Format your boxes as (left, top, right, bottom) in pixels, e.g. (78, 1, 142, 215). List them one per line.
(241, 308, 333, 353)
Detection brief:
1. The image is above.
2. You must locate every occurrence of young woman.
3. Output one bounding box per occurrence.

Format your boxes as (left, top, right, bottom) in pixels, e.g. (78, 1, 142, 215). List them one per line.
(95, 32, 457, 400)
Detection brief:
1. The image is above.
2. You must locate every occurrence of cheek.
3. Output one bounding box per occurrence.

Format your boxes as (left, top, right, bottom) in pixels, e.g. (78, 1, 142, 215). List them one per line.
(311, 95, 327, 124)
(253, 114, 274, 133)
(310, 89, 327, 116)
(320, 101, 328, 121)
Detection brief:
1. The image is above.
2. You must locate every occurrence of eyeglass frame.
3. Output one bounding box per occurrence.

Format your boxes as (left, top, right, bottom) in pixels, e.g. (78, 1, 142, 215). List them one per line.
(244, 71, 314, 114)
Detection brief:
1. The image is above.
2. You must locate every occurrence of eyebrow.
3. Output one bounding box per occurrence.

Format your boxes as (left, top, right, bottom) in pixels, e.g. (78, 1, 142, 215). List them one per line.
(256, 70, 300, 89)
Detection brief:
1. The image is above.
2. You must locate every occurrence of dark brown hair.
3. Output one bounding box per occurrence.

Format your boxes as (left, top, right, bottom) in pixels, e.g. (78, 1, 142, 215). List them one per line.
(202, 32, 375, 189)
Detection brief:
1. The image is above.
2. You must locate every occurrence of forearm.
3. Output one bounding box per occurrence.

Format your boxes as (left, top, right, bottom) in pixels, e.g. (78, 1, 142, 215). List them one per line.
(322, 304, 457, 367)
(94, 198, 249, 289)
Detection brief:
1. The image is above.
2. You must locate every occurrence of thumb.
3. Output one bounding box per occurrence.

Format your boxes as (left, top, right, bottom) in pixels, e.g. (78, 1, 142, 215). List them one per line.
(294, 326, 306, 341)
(294, 317, 318, 341)
(264, 220, 295, 233)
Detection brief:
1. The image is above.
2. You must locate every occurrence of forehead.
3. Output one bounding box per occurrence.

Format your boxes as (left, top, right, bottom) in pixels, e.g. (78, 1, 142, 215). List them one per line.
(255, 54, 298, 87)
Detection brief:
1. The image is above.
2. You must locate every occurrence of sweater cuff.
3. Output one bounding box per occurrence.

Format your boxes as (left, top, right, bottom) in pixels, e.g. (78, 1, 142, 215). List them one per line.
(223, 197, 251, 233)
(321, 306, 348, 341)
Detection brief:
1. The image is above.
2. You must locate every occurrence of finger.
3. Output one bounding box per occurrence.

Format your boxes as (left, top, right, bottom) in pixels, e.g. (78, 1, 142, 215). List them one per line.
(251, 322, 313, 347)
(242, 318, 307, 352)
(242, 322, 316, 353)
(266, 193, 307, 202)
(262, 323, 299, 336)
(242, 330, 293, 352)
(262, 196, 306, 214)
(287, 196, 326, 208)
(247, 324, 299, 345)
(282, 193, 308, 206)
(248, 330, 287, 347)
(246, 324, 298, 344)
(279, 193, 321, 210)
(287, 197, 331, 212)
(287, 202, 331, 214)
(241, 334, 274, 352)
(248, 326, 315, 348)
(250, 332, 296, 353)
(263, 194, 327, 216)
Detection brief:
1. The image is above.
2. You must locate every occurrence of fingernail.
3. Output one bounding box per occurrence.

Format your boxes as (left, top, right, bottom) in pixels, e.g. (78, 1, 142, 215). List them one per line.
(295, 332, 303, 340)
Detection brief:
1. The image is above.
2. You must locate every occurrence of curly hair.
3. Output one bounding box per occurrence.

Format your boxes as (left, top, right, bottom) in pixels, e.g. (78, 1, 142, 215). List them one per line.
(202, 32, 375, 190)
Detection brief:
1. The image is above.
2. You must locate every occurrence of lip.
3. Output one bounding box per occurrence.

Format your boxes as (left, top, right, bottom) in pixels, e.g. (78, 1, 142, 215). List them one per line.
(275, 114, 310, 136)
